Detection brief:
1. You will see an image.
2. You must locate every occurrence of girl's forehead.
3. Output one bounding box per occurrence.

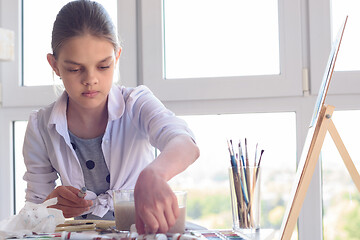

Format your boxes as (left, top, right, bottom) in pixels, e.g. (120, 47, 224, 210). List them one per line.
(58, 34, 115, 61)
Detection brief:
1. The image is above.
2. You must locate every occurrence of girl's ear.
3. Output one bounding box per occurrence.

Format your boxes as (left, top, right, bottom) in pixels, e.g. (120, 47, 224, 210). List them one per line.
(115, 48, 122, 63)
(47, 53, 61, 77)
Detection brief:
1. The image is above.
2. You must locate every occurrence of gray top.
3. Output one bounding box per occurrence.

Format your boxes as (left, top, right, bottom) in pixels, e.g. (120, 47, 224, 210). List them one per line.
(69, 131, 114, 220)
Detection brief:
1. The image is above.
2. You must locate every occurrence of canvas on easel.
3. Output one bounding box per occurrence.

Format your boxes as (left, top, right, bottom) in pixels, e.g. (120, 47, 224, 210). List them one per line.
(278, 16, 360, 240)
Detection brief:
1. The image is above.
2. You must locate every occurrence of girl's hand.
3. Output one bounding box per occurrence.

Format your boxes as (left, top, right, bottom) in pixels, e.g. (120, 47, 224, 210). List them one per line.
(45, 186, 93, 218)
(134, 167, 179, 234)
(134, 135, 199, 234)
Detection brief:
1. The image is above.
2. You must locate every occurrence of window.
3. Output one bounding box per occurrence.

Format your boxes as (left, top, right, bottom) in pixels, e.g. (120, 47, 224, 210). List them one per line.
(331, 0, 360, 71)
(0, 109, 32, 219)
(138, 0, 303, 101)
(169, 112, 296, 230)
(0, 0, 117, 107)
(309, 0, 360, 96)
(22, 0, 118, 87)
(322, 110, 360, 239)
(163, 0, 279, 79)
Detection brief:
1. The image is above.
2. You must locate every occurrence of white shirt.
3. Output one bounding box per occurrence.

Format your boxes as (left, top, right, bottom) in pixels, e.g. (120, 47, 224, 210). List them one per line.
(23, 85, 194, 217)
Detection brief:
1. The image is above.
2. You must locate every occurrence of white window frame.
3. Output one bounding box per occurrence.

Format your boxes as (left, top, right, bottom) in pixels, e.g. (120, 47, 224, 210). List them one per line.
(0, 0, 58, 107)
(0, 110, 15, 221)
(0, 0, 125, 107)
(0, 108, 34, 220)
(1, 0, 304, 105)
(137, 0, 303, 101)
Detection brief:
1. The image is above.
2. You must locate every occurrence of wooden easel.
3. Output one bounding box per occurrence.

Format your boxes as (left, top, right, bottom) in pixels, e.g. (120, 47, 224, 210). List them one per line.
(279, 104, 360, 240)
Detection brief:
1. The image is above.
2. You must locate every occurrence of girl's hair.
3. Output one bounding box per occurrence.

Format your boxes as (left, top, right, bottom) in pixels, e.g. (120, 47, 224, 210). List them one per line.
(51, 0, 120, 59)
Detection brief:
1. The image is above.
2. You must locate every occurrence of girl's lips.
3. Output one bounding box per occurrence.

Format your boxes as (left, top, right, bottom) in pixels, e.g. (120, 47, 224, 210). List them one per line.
(82, 91, 99, 97)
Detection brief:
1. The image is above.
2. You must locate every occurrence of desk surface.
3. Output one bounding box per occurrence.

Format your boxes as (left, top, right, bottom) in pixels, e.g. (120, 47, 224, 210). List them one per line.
(3, 229, 276, 240)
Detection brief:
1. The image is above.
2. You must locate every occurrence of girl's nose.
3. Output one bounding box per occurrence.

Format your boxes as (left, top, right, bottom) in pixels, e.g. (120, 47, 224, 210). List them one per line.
(82, 71, 98, 86)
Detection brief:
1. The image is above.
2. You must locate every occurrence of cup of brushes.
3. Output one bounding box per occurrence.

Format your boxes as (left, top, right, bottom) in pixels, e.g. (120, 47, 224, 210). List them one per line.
(227, 139, 264, 232)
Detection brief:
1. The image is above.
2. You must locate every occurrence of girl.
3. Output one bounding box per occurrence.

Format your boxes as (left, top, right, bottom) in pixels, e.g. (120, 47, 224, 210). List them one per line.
(22, 0, 199, 234)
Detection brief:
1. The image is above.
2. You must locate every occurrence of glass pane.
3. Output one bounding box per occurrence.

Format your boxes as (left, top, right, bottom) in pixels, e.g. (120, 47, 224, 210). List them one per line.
(163, 0, 280, 79)
(322, 110, 360, 239)
(169, 112, 296, 233)
(331, 0, 360, 71)
(22, 0, 117, 86)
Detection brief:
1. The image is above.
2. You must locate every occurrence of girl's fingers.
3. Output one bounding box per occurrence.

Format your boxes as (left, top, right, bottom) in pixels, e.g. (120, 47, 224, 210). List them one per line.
(46, 186, 93, 218)
(47, 186, 92, 208)
(56, 194, 92, 208)
(57, 186, 86, 204)
(135, 214, 145, 235)
(156, 209, 170, 233)
(172, 196, 180, 220)
(164, 203, 177, 231)
(138, 210, 159, 234)
(49, 204, 90, 218)
(135, 197, 179, 233)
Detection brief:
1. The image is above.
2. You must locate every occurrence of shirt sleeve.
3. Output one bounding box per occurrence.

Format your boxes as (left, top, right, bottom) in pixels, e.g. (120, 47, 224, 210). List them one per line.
(124, 85, 196, 151)
(23, 111, 58, 204)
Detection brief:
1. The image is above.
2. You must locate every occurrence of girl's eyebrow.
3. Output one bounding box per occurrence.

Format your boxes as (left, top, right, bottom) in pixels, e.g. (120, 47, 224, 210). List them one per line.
(63, 56, 113, 65)
(64, 60, 81, 65)
(100, 56, 113, 63)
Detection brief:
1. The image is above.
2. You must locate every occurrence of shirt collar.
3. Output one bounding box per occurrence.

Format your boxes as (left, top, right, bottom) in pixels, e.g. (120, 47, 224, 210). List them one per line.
(48, 86, 125, 129)
(48, 91, 68, 134)
(107, 85, 125, 121)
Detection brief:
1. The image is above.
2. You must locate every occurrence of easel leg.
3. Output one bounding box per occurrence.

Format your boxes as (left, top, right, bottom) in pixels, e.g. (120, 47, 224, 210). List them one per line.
(328, 119, 360, 192)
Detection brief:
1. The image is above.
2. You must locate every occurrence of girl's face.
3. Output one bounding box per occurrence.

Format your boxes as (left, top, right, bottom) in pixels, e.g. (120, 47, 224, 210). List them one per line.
(47, 34, 120, 111)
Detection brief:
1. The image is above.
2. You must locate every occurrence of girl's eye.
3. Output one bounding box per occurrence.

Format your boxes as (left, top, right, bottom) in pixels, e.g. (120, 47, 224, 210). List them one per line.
(99, 65, 110, 70)
(68, 69, 80, 73)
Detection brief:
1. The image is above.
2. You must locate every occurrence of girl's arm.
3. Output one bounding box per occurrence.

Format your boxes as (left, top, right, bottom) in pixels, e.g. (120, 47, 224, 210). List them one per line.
(134, 134, 200, 234)
(23, 112, 92, 218)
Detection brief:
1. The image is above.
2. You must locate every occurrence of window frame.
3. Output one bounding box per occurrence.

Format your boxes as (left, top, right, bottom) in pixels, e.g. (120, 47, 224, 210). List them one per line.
(137, 0, 303, 101)
(0, 0, 124, 107)
(0, 108, 34, 220)
(0, 110, 14, 221)
(0, 0, 59, 107)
